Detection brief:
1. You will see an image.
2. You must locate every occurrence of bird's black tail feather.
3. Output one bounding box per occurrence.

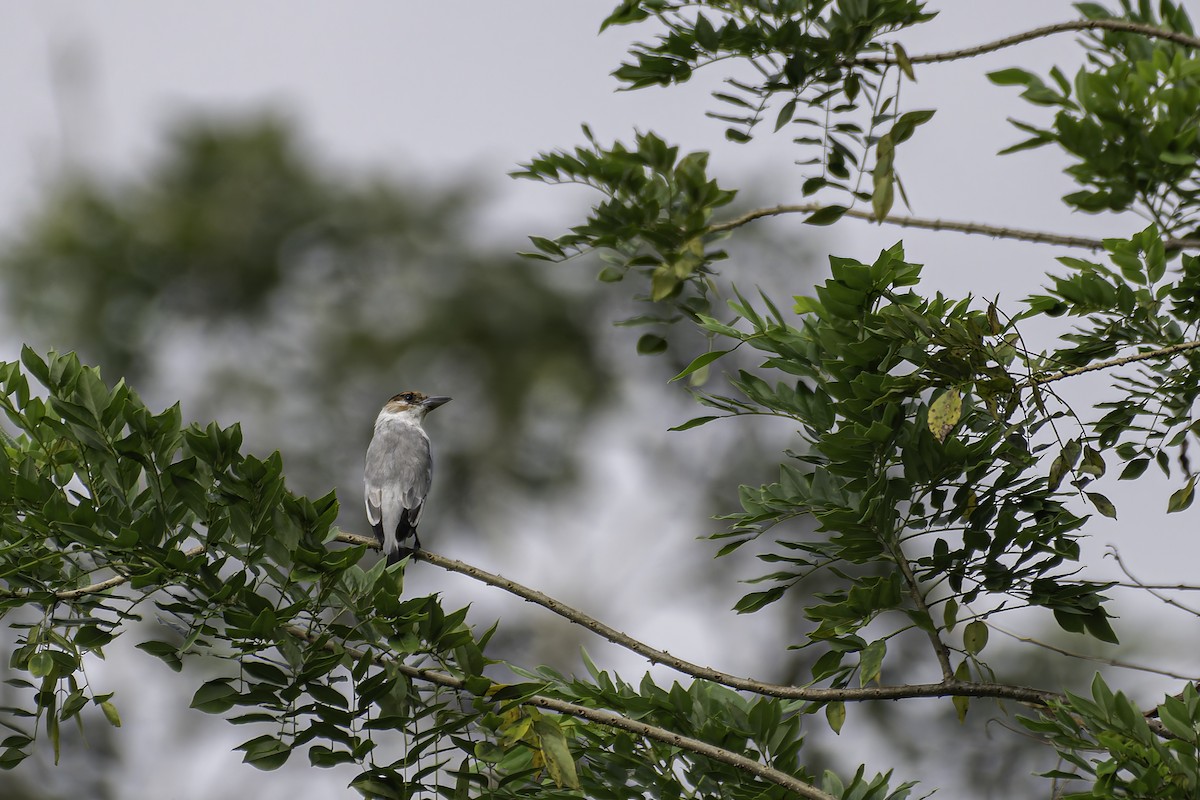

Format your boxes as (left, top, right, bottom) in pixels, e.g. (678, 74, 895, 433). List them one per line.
(385, 526, 421, 566)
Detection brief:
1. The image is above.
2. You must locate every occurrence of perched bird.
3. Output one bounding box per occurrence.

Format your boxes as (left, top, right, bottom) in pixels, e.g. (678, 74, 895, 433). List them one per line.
(364, 391, 451, 564)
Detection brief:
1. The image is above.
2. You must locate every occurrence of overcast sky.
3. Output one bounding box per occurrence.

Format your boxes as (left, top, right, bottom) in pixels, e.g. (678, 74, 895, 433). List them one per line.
(3, 2, 1200, 798)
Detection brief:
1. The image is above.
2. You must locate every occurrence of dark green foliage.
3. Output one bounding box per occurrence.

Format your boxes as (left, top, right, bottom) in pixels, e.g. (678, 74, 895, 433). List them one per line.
(596, 0, 938, 217)
(0, 349, 844, 798)
(515, 128, 736, 307)
(990, 1, 1200, 234)
(1023, 677, 1200, 799)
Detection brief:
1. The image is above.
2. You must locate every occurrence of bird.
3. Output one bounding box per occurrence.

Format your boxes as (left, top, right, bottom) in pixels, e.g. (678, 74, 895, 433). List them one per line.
(364, 391, 451, 564)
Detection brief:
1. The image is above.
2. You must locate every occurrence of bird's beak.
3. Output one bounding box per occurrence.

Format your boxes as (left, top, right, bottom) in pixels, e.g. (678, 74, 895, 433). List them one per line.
(422, 396, 451, 411)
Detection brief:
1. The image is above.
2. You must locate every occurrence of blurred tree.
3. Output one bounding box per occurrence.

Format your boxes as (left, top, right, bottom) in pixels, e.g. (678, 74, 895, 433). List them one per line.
(0, 114, 618, 523)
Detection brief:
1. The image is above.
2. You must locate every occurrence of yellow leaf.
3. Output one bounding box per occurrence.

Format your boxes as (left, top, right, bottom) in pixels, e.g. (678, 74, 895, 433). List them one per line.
(533, 717, 580, 789)
(928, 389, 962, 443)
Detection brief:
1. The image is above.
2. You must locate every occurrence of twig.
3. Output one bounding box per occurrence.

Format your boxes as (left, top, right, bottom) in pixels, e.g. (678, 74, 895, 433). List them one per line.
(989, 622, 1200, 683)
(707, 202, 1200, 252)
(285, 624, 836, 800)
(849, 19, 1200, 66)
(48, 546, 207, 601)
(1108, 547, 1200, 618)
(335, 532, 1060, 707)
(891, 538, 955, 681)
(1026, 340, 1200, 388)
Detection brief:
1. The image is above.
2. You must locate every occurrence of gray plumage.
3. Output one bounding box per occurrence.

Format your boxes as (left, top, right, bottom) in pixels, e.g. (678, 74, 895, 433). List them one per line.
(364, 392, 449, 564)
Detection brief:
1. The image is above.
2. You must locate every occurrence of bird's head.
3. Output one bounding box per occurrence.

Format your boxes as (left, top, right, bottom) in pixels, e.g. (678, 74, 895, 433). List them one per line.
(380, 391, 451, 421)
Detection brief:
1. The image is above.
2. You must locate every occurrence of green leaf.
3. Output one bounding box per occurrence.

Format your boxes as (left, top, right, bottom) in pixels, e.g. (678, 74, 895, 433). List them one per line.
(28, 652, 54, 679)
(826, 701, 846, 734)
(871, 171, 895, 220)
(804, 205, 849, 226)
(952, 660, 972, 721)
(1048, 454, 1069, 491)
(943, 598, 959, 633)
(100, 701, 122, 728)
(894, 43, 915, 81)
(670, 349, 731, 382)
(236, 735, 291, 771)
(1119, 458, 1149, 480)
(963, 621, 989, 655)
(650, 269, 680, 302)
(636, 334, 669, 355)
(859, 640, 886, 686)
(1079, 446, 1105, 478)
(190, 679, 239, 714)
(774, 98, 798, 132)
(1086, 492, 1117, 519)
(793, 295, 824, 315)
(734, 586, 787, 614)
(533, 717, 579, 789)
(668, 415, 721, 432)
(986, 68, 1038, 86)
(1167, 476, 1196, 513)
(135, 640, 183, 672)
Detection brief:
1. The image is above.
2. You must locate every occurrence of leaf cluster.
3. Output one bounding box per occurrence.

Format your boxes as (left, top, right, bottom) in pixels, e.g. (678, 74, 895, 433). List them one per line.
(598, 0, 938, 217)
(1024, 677, 1200, 799)
(990, 1, 1200, 234)
(1027, 226, 1200, 509)
(515, 127, 735, 307)
(0, 349, 900, 798)
(679, 247, 1118, 683)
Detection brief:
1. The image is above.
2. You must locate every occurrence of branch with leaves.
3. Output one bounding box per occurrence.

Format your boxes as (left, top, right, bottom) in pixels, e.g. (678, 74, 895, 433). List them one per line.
(708, 202, 1200, 252)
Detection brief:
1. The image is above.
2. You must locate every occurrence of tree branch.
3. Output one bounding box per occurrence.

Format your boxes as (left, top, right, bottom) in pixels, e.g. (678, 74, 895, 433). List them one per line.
(891, 539, 955, 681)
(39, 531, 1060, 707)
(850, 19, 1200, 67)
(1108, 546, 1200, 618)
(334, 532, 1060, 707)
(989, 621, 1200, 682)
(707, 202, 1200, 252)
(285, 624, 837, 800)
(1027, 340, 1200, 388)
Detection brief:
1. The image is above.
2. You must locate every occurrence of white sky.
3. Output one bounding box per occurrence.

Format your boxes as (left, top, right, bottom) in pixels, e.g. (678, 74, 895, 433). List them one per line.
(3, 2, 1200, 797)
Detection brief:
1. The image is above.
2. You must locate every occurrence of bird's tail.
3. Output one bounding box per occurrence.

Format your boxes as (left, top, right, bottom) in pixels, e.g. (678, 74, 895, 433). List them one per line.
(386, 541, 419, 566)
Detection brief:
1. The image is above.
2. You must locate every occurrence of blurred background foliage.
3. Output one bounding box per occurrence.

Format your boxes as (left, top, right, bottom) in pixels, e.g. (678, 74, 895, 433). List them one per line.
(0, 114, 625, 518)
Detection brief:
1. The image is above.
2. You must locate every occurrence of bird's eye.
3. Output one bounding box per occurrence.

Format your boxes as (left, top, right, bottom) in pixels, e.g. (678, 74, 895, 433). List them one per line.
(401, 393, 416, 403)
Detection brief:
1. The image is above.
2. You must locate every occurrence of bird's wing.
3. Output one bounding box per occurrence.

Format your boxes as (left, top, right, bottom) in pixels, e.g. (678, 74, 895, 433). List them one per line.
(364, 422, 433, 546)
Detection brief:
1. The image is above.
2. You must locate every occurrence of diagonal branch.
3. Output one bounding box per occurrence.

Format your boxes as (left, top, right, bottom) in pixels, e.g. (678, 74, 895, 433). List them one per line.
(989, 621, 1200, 682)
(890, 538, 955, 681)
(849, 19, 1200, 67)
(285, 624, 837, 800)
(707, 202, 1200, 252)
(40, 531, 1060, 706)
(1026, 340, 1200, 388)
(334, 532, 1060, 707)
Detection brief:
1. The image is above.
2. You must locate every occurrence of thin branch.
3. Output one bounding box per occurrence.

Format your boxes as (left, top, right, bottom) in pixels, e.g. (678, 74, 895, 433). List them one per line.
(989, 622, 1200, 683)
(1108, 547, 1200, 618)
(891, 538, 955, 680)
(39, 530, 1060, 707)
(334, 533, 1060, 707)
(1026, 340, 1200, 388)
(285, 624, 837, 800)
(707, 202, 1200, 251)
(850, 19, 1200, 66)
(1073, 580, 1200, 591)
(46, 546, 207, 601)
